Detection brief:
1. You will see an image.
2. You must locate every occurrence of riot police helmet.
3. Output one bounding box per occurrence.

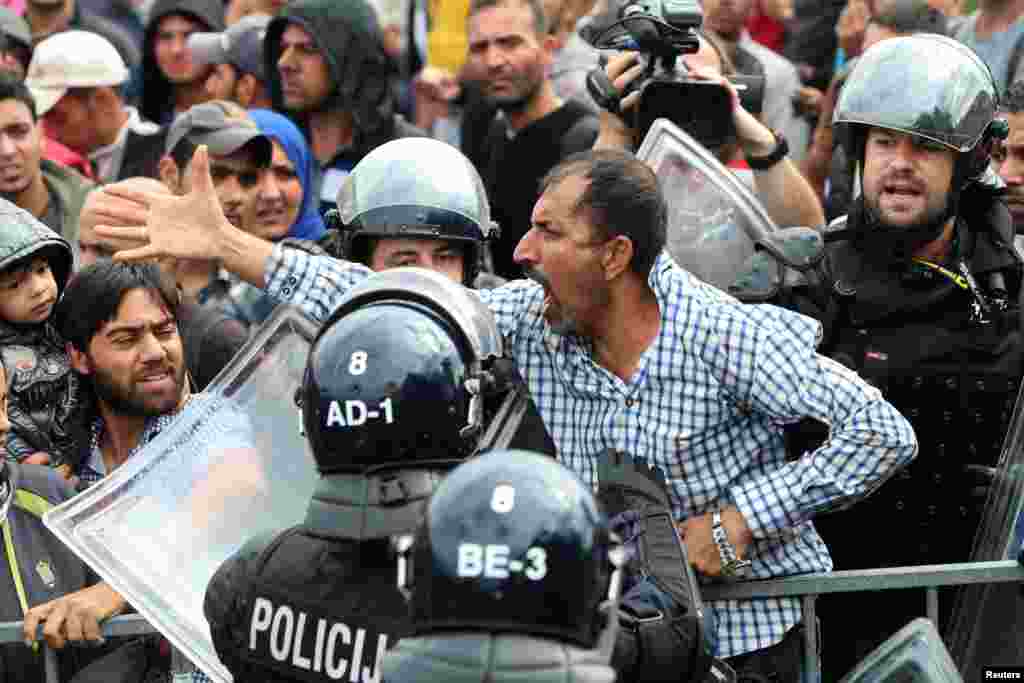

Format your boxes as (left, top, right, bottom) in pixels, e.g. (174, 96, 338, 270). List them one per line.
(833, 33, 1003, 188)
(397, 449, 625, 650)
(328, 137, 498, 286)
(301, 268, 506, 539)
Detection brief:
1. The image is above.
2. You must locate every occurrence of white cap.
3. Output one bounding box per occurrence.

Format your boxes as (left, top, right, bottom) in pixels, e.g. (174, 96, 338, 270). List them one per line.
(24, 30, 130, 116)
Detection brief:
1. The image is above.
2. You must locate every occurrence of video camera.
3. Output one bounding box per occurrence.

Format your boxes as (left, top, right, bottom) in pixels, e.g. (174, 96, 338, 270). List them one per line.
(581, 0, 765, 148)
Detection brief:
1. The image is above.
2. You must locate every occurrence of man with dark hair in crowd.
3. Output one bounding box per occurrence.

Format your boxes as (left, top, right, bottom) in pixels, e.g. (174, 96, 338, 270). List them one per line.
(263, 0, 425, 214)
(26, 31, 167, 184)
(0, 76, 93, 259)
(96, 143, 916, 681)
(22, 0, 140, 69)
(994, 80, 1024, 238)
(78, 177, 250, 390)
(139, 0, 224, 125)
(0, 8, 32, 81)
(460, 0, 598, 279)
(20, 260, 221, 682)
(54, 262, 190, 486)
(189, 13, 273, 109)
(783, 0, 846, 92)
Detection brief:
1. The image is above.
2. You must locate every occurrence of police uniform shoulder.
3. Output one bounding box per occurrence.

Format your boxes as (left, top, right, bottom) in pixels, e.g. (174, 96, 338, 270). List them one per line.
(13, 463, 76, 506)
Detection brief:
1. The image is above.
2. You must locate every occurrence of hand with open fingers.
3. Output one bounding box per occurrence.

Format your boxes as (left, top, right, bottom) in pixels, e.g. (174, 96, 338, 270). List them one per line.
(678, 505, 752, 578)
(93, 146, 233, 263)
(23, 582, 127, 649)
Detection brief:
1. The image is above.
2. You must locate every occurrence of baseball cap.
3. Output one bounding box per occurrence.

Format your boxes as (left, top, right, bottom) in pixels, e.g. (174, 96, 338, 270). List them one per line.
(870, 0, 947, 35)
(165, 100, 272, 164)
(24, 30, 129, 116)
(188, 14, 271, 82)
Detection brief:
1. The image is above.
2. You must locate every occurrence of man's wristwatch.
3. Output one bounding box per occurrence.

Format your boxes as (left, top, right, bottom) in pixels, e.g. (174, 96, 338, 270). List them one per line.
(712, 508, 753, 580)
(744, 129, 789, 170)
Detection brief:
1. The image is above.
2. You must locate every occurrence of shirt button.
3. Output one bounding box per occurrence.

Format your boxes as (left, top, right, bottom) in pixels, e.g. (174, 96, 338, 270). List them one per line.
(625, 398, 635, 408)
(288, 277, 298, 284)
(282, 287, 292, 295)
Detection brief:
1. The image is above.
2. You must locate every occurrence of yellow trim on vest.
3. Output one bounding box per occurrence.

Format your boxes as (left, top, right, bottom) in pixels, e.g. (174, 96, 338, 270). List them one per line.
(2, 518, 37, 652)
(13, 490, 54, 518)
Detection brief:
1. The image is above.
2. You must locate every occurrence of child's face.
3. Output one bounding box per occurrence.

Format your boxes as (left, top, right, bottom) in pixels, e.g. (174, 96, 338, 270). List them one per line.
(0, 256, 58, 325)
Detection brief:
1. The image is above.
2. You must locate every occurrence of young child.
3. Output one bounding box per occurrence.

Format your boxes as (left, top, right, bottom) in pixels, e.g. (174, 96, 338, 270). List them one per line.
(0, 200, 85, 474)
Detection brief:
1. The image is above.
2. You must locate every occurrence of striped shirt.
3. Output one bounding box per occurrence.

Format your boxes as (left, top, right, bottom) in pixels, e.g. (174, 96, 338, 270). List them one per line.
(264, 243, 917, 657)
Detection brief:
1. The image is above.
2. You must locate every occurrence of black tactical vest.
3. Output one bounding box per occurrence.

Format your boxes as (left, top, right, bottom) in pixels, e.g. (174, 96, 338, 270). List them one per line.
(205, 530, 411, 683)
(812, 230, 1024, 570)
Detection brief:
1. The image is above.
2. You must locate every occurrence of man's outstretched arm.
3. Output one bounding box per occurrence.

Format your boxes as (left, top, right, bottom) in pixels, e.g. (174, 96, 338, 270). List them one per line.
(93, 146, 275, 289)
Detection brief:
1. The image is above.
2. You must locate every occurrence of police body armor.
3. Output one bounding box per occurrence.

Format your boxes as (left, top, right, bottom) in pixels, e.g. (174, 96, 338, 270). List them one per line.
(204, 529, 409, 683)
(770, 210, 1024, 677)
(811, 213, 1024, 572)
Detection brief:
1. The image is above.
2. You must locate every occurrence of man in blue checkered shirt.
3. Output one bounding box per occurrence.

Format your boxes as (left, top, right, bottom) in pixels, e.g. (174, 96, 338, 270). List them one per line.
(98, 146, 917, 674)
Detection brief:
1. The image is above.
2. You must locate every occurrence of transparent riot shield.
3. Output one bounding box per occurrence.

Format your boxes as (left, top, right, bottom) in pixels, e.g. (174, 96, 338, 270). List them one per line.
(841, 619, 963, 682)
(636, 118, 782, 296)
(946, 381, 1024, 674)
(45, 305, 321, 683)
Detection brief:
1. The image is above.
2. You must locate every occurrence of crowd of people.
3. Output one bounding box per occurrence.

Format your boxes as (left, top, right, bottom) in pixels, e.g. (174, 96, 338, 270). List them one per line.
(0, 0, 1020, 680)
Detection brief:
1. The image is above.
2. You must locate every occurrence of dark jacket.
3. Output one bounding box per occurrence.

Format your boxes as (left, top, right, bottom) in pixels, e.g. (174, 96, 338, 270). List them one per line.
(40, 158, 94, 262)
(204, 521, 410, 681)
(0, 463, 94, 683)
(0, 206, 88, 469)
(72, 1, 142, 69)
(263, 0, 425, 209)
(139, 0, 224, 125)
(117, 126, 170, 183)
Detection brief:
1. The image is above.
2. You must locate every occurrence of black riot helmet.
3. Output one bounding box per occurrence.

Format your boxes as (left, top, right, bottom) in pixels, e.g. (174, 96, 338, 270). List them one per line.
(301, 267, 506, 540)
(327, 137, 498, 286)
(832, 34, 1007, 250)
(397, 449, 625, 651)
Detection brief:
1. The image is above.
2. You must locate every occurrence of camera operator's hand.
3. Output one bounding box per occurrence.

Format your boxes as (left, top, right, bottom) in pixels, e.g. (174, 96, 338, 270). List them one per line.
(593, 51, 646, 151)
(682, 62, 826, 228)
(679, 64, 777, 158)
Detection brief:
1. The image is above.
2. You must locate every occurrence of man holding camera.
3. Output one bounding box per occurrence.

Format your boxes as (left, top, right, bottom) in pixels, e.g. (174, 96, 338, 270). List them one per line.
(702, 0, 811, 161)
(592, 44, 825, 232)
(460, 0, 599, 280)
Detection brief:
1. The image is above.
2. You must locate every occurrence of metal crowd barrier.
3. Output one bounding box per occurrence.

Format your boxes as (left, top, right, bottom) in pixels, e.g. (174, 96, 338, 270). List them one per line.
(1, 560, 1021, 683)
(702, 559, 1024, 681)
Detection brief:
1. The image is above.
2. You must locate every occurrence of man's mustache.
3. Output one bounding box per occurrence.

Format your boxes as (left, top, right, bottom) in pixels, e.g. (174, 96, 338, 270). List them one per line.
(523, 266, 551, 289)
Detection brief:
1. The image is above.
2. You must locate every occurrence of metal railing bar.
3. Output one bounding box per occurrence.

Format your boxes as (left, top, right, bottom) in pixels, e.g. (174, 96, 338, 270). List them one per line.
(702, 560, 1024, 601)
(0, 612, 154, 642)
(802, 595, 817, 682)
(926, 588, 939, 627)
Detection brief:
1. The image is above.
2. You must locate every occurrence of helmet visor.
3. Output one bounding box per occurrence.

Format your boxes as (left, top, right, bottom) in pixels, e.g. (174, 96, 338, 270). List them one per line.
(338, 139, 492, 238)
(833, 35, 997, 152)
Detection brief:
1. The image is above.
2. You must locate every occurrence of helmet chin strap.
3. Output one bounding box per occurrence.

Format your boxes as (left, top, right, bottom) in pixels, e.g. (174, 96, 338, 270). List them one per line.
(857, 194, 957, 261)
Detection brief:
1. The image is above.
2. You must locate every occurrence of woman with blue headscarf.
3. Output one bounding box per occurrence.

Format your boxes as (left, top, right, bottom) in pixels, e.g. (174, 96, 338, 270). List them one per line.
(222, 109, 326, 329)
(244, 109, 326, 242)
